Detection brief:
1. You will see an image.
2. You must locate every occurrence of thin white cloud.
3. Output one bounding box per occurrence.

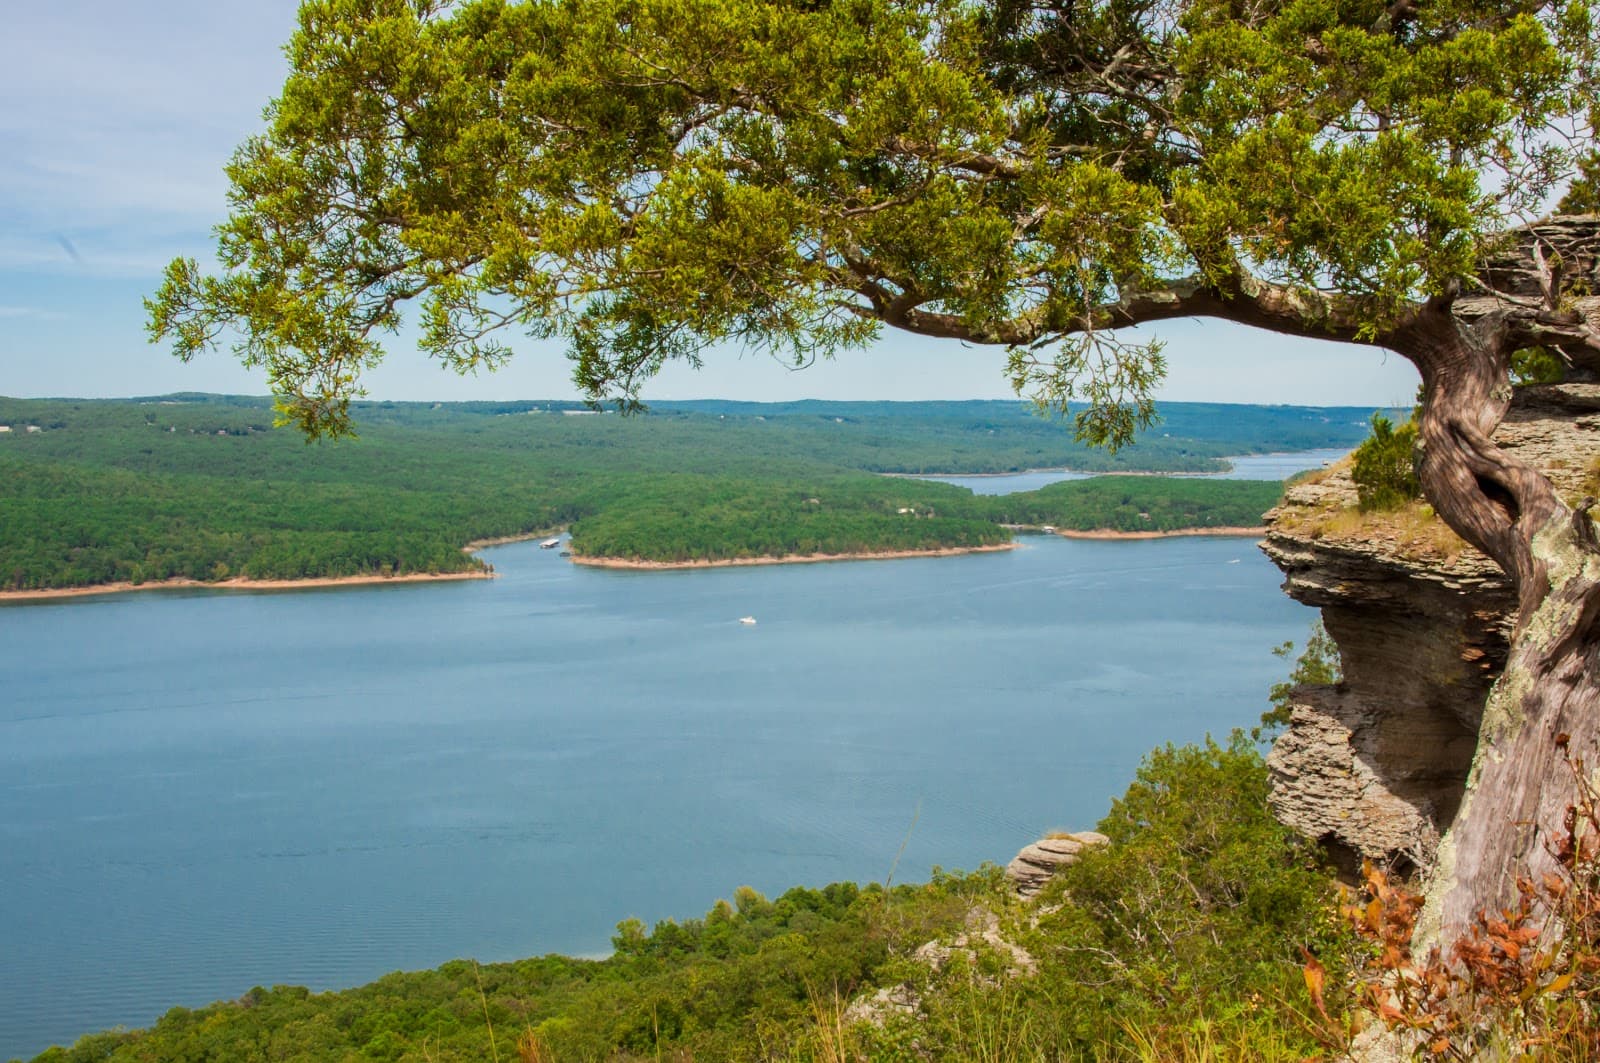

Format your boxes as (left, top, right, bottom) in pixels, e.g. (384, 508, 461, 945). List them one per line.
(0, 0, 297, 248)
(0, 234, 198, 279)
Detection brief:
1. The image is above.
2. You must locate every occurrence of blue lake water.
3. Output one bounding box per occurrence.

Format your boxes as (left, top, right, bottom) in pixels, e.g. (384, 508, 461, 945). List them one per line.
(915, 447, 1350, 494)
(1, 534, 1314, 1060)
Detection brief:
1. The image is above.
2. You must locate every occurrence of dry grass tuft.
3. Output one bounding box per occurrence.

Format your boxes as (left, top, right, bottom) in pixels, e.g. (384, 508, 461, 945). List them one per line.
(1276, 499, 1471, 564)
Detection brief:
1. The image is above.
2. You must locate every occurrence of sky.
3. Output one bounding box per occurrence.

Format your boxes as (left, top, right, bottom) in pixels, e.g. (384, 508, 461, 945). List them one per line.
(0, 0, 1422, 408)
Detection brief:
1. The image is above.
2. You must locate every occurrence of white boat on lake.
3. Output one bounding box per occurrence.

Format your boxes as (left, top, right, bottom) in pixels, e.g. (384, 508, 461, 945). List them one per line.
(739, 616, 757, 625)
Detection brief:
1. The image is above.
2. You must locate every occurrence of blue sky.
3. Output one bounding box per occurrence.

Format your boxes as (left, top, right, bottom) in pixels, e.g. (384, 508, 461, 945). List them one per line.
(0, 0, 1422, 407)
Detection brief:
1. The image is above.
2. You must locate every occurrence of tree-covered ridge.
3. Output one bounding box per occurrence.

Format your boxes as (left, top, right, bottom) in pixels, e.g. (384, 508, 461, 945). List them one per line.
(0, 396, 1350, 590)
(566, 475, 1010, 563)
(986, 476, 1285, 532)
(20, 738, 1351, 1063)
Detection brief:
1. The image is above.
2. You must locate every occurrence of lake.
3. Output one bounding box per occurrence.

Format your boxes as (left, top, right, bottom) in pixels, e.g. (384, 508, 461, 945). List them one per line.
(0, 534, 1314, 1060)
(914, 447, 1351, 494)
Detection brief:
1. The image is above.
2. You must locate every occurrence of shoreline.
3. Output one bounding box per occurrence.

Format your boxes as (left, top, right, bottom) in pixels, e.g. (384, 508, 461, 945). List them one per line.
(463, 528, 564, 551)
(570, 543, 1018, 570)
(1051, 526, 1267, 541)
(0, 523, 1263, 600)
(883, 465, 1226, 480)
(0, 569, 494, 603)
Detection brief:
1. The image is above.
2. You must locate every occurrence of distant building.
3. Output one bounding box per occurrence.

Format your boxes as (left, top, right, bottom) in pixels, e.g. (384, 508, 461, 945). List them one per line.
(0, 425, 11, 433)
(25, 425, 41, 433)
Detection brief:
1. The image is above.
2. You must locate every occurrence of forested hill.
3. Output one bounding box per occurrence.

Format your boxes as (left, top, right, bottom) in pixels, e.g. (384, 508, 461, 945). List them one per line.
(0, 395, 1377, 591)
(655, 398, 1379, 460)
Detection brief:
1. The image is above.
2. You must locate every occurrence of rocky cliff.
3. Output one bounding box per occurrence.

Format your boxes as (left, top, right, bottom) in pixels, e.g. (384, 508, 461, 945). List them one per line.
(1260, 383, 1600, 875)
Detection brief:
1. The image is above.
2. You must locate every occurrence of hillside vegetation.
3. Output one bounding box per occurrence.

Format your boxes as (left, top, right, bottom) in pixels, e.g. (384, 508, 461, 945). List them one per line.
(0, 397, 1368, 589)
(19, 737, 1358, 1063)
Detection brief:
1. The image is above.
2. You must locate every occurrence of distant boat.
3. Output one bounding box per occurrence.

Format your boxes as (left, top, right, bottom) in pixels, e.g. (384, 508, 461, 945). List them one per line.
(739, 616, 757, 625)
(1227, 559, 1241, 564)
(539, 537, 562, 549)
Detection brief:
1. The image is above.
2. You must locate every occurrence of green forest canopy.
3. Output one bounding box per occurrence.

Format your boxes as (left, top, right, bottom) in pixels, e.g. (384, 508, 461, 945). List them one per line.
(0, 396, 1366, 589)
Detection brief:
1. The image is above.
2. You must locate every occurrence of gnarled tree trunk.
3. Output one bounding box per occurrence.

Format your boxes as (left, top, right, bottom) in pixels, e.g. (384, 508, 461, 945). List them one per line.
(1383, 218, 1600, 947)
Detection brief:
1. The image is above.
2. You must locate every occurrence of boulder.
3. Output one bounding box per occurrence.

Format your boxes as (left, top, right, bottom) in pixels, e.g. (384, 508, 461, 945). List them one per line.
(1004, 831, 1109, 898)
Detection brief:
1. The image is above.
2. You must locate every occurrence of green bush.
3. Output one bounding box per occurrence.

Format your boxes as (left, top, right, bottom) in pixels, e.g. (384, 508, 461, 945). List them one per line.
(1257, 619, 1342, 736)
(1351, 412, 1421, 512)
(1510, 346, 1566, 386)
(869, 735, 1356, 1061)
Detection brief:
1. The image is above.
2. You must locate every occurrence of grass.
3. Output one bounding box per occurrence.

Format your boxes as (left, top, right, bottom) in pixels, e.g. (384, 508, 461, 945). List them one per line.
(1319, 502, 1468, 560)
(1117, 1016, 1324, 1062)
(1276, 496, 1472, 563)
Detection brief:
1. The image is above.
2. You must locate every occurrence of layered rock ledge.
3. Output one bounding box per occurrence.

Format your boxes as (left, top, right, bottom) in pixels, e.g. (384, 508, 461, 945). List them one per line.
(1004, 831, 1110, 898)
(1260, 383, 1600, 874)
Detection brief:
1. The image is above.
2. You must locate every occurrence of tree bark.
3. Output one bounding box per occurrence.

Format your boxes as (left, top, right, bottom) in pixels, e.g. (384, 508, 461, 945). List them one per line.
(1424, 544, 1600, 944)
(1378, 220, 1600, 949)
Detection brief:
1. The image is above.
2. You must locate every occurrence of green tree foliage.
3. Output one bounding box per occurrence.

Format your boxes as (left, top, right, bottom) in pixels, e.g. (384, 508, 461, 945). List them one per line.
(1351, 411, 1423, 512)
(1509, 345, 1569, 385)
(146, 0, 1598, 442)
(1002, 736, 1354, 1053)
(1259, 619, 1343, 735)
(1559, 150, 1600, 212)
(983, 475, 1284, 533)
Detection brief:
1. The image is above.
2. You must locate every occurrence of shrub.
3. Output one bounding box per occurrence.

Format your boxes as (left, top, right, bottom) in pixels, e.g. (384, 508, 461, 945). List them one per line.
(1511, 346, 1567, 386)
(1258, 619, 1342, 737)
(904, 735, 1362, 1060)
(1352, 412, 1421, 512)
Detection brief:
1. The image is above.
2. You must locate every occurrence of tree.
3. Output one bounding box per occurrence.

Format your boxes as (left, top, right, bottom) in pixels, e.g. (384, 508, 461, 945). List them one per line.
(149, 0, 1600, 947)
(1259, 618, 1343, 737)
(1351, 410, 1422, 511)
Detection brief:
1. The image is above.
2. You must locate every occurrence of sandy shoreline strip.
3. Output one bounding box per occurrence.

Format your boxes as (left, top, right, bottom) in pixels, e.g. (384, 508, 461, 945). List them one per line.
(0, 529, 559, 603)
(0, 570, 493, 603)
(1052, 525, 1267, 541)
(571, 543, 1018, 570)
(462, 528, 563, 551)
(2, 524, 1261, 599)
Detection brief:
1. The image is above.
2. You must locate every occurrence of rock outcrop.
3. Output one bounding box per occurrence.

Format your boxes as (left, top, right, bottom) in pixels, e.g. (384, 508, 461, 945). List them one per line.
(1260, 383, 1600, 874)
(842, 906, 1036, 1029)
(1004, 831, 1109, 898)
